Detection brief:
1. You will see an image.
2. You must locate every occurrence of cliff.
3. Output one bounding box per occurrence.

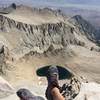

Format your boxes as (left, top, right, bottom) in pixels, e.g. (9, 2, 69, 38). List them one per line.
(0, 12, 83, 59)
(0, 9, 98, 59)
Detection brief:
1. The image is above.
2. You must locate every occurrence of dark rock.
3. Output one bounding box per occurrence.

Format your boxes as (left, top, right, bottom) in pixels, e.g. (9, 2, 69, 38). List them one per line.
(61, 77, 81, 100)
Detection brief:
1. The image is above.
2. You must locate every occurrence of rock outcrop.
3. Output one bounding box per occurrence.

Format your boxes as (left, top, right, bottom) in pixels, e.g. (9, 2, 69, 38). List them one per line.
(61, 77, 81, 100)
(61, 77, 100, 100)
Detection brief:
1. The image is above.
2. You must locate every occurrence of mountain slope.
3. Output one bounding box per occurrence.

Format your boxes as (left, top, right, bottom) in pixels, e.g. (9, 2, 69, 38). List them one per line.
(0, 4, 100, 87)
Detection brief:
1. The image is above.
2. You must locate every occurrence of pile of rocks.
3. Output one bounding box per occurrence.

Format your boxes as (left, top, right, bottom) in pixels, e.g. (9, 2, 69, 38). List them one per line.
(61, 77, 81, 100)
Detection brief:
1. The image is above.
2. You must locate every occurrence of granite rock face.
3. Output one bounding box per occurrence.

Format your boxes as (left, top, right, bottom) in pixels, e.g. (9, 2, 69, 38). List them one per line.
(0, 11, 98, 58)
(0, 14, 79, 56)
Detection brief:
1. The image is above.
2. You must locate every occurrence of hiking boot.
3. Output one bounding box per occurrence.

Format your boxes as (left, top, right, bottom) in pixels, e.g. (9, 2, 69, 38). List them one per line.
(47, 65, 59, 87)
(46, 65, 60, 100)
(16, 88, 45, 100)
(16, 88, 34, 100)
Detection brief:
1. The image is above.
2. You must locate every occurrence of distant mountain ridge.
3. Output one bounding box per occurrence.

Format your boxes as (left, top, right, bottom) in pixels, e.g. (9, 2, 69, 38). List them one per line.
(0, 4, 99, 58)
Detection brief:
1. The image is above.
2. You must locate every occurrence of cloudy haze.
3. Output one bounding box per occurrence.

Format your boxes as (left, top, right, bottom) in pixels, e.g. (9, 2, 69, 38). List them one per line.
(0, 0, 100, 9)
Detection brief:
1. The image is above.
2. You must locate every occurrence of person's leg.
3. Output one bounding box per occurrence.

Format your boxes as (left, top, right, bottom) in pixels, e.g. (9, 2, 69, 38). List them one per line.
(46, 65, 65, 100)
(51, 87, 65, 100)
(16, 88, 34, 100)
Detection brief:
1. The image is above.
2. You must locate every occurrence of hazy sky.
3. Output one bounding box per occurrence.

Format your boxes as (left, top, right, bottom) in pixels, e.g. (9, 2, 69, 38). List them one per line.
(0, 0, 100, 9)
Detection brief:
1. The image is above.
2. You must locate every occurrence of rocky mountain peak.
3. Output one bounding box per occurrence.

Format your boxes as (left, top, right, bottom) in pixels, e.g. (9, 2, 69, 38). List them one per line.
(68, 15, 97, 41)
(0, 6, 99, 59)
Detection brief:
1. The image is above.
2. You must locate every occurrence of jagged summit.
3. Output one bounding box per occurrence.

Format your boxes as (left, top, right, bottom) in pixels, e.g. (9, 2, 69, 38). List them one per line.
(0, 5, 99, 56)
(1, 3, 65, 25)
(68, 15, 97, 40)
(0, 4, 65, 25)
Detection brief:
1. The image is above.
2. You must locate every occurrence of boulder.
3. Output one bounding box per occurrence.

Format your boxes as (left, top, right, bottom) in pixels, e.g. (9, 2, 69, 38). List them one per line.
(61, 77, 81, 100)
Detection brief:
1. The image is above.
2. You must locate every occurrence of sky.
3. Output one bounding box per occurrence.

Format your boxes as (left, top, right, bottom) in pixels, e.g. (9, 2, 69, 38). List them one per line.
(0, 0, 100, 9)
